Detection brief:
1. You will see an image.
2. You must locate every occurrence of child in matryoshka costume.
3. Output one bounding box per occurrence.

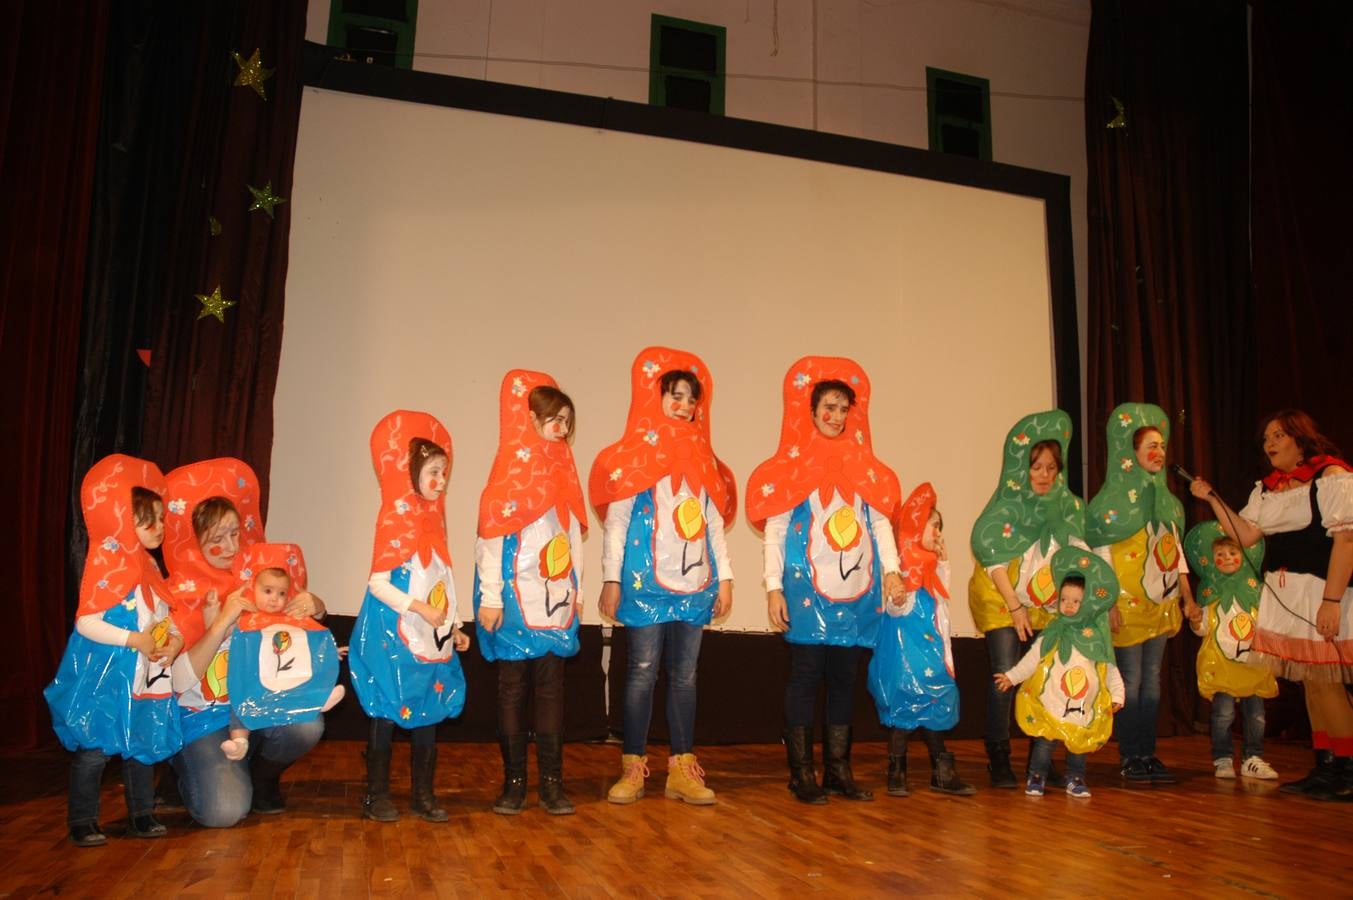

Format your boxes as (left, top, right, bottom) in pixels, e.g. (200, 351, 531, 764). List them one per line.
(1182, 521, 1279, 780)
(219, 543, 344, 761)
(475, 370, 587, 816)
(748, 357, 904, 805)
(867, 483, 975, 797)
(589, 347, 736, 806)
(1086, 402, 1195, 785)
(351, 410, 470, 823)
(969, 409, 1090, 788)
(994, 548, 1124, 798)
(45, 454, 184, 846)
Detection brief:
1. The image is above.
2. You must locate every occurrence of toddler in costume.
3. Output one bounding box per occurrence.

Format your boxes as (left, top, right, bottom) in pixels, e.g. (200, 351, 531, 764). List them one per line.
(1182, 522, 1279, 779)
(45, 455, 184, 846)
(994, 548, 1124, 798)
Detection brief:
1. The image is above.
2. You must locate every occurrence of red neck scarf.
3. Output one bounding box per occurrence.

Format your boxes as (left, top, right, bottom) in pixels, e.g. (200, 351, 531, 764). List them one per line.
(478, 370, 588, 540)
(895, 482, 948, 599)
(368, 410, 453, 574)
(1262, 454, 1353, 491)
(588, 346, 737, 521)
(77, 454, 172, 617)
(745, 356, 900, 529)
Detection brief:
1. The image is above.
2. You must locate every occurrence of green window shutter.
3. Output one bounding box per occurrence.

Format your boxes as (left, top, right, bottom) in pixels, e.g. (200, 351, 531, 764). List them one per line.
(926, 67, 992, 161)
(649, 15, 726, 115)
(328, 0, 418, 70)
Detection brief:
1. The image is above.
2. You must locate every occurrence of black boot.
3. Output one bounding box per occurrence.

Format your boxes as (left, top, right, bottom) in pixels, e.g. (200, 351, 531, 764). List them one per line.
(784, 726, 827, 804)
(1280, 749, 1336, 795)
(494, 734, 529, 815)
(536, 734, 575, 815)
(250, 754, 289, 815)
(887, 729, 909, 797)
(1308, 757, 1353, 803)
(362, 746, 400, 822)
(930, 751, 977, 796)
(410, 744, 448, 822)
(822, 725, 873, 801)
(985, 740, 1017, 789)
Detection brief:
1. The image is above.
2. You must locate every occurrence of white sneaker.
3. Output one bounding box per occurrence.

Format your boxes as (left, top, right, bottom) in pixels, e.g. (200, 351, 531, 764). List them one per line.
(1213, 758, 1236, 779)
(1241, 756, 1278, 780)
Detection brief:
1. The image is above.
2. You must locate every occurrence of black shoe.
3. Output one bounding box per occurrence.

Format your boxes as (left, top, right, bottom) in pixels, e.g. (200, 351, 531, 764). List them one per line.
(127, 814, 166, 838)
(785, 726, 828, 805)
(362, 745, 400, 823)
(1308, 758, 1352, 802)
(1121, 757, 1152, 783)
(536, 735, 575, 816)
(930, 752, 977, 797)
(409, 744, 448, 822)
(250, 755, 290, 815)
(1144, 756, 1176, 785)
(822, 725, 873, 801)
(985, 740, 1017, 789)
(1281, 750, 1337, 796)
(887, 729, 909, 797)
(494, 734, 529, 815)
(69, 823, 107, 847)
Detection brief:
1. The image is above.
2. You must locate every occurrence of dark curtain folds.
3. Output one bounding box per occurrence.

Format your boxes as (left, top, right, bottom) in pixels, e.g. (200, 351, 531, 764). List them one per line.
(1085, 0, 1252, 737)
(0, 0, 109, 749)
(139, 0, 309, 518)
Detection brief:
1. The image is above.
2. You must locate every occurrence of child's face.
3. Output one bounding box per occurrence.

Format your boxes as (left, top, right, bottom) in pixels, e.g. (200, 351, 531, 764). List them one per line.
(1213, 542, 1243, 575)
(812, 390, 851, 438)
(254, 570, 290, 613)
(1057, 583, 1084, 616)
(662, 380, 697, 422)
(200, 510, 241, 570)
(920, 511, 942, 552)
(135, 501, 166, 551)
(1262, 420, 1302, 472)
(1134, 429, 1166, 474)
(1028, 448, 1059, 496)
(530, 406, 573, 443)
(418, 455, 448, 501)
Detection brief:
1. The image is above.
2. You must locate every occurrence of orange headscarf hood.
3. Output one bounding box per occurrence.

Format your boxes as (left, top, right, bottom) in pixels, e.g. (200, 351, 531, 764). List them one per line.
(162, 458, 267, 608)
(77, 454, 172, 616)
(587, 346, 737, 522)
(368, 410, 452, 574)
(234, 542, 325, 633)
(896, 482, 948, 599)
(746, 356, 900, 530)
(477, 370, 588, 540)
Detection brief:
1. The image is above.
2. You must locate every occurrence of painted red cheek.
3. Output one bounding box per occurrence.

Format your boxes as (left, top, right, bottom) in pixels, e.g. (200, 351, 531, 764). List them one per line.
(208, 546, 223, 556)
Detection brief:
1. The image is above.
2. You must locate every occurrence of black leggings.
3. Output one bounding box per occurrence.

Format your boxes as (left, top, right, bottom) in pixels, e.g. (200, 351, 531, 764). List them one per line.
(498, 654, 564, 736)
(369, 718, 436, 749)
(784, 644, 861, 727)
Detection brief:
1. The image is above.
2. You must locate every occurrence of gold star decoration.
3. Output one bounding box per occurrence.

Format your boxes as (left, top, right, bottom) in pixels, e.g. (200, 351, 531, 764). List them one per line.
(208, 215, 222, 236)
(1106, 96, 1126, 130)
(232, 48, 274, 100)
(195, 285, 236, 323)
(247, 182, 287, 219)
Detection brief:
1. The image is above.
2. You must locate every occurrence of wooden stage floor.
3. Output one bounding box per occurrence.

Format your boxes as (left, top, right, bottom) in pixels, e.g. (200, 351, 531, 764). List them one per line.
(1, 736, 1346, 898)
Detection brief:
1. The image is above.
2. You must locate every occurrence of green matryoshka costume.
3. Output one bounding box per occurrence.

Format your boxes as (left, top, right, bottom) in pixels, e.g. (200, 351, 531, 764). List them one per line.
(1085, 403, 1187, 648)
(1013, 549, 1122, 755)
(1183, 521, 1277, 701)
(968, 409, 1088, 634)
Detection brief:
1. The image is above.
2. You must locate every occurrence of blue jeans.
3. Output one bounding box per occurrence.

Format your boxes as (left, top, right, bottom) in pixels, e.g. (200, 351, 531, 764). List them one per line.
(68, 749, 154, 827)
(1211, 693, 1265, 760)
(1114, 634, 1166, 762)
(983, 626, 1033, 744)
(1028, 738, 1086, 779)
(171, 718, 324, 828)
(784, 643, 862, 728)
(622, 621, 703, 756)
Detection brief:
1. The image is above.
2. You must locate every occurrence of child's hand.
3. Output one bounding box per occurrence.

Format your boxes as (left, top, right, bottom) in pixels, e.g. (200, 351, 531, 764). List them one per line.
(767, 589, 789, 632)
(152, 632, 185, 666)
(1108, 605, 1123, 633)
(1184, 600, 1203, 625)
(452, 628, 470, 652)
(127, 630, 157, 657)
(203, 588, 220, 611)
(934, 533, 948, 562)
(286, 590, 325, 620)
(1112, 702, 1124, 713)
(598, 582, 621, 620)
(412, 600, 447, 628)
(882, 572, 905, 604)
(221, 586, 253, 623)
(478, 606, 502, 633)
(713, 581, 733, 619)
(992, 672, 1013, 692)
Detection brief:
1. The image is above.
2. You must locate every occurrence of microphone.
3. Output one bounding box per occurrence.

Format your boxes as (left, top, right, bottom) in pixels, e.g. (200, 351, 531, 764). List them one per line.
(1170, 464, 1195, 484)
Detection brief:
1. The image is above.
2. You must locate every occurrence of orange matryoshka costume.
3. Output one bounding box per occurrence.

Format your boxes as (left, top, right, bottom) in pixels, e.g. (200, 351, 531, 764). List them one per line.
(588, 347, 737, 627)
(350, 410, 466, 726)
(746, 357, 902, 647)
(475, 370, 588, 661)
(228, 543, 342, 729)
(45, 454, 183, 764)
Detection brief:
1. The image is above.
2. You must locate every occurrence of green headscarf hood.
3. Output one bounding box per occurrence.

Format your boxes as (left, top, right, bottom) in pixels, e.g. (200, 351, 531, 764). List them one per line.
(1085, 403, 1185, 548)
(970, 409, 1086, 568)
(1039, 547, 1120, 666)
(1183, 521, 1265, 614)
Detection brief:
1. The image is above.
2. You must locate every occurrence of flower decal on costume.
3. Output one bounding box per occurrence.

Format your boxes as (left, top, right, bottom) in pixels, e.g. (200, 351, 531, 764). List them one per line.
(1202, 587, 1214, 599)
(396, 499, 410, 514)
(501, 501, 518, 518)
(390, 538, 402, 549)
(237, 477, 247, 488)
(1006, 479, 1020, 491)
(643, 430, 659, 447)
(867, 468, 877, 483)
(399, 706, 412, 720)
(122, 597, 137, 610)
(1247, 578, 1258, 588)
(515, 447, 531, 462)
(642, 360, 660, 378)
(240, 568, 253, 580)
(1079, 556, 1091, 567)
(803, 598, 812, 607)
(1094, 586, 1108, 598)
(793, 372, 810, 389)
(1120, 457, 1133, 472)
(511, 377, 526, 397)
(433, 680, 444, 693)
(1013, 432, 1030, 446)
(287, 555, 298, 568)
(760, 483, 776, 497)
(1103, 510, 1118, 525)
(168, 498, 187, 515)
(609, 468, 623, 482)
(177, 580, 194, 592)
(99, 578, 110, 589)
(855, 429, 864, 444)
(1082, 627, 1095, 637)
(101, 536, 119, 551)
(1002, 523, 1013, 538)
(1127, 489, 1138, 503)
(1119, 412, 1134, 428)
(631, 572, 643, 590)
(788, 445, 800, 459)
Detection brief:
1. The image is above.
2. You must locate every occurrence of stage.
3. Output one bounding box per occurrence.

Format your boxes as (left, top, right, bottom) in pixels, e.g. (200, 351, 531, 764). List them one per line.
(1, 736, 1344, 897)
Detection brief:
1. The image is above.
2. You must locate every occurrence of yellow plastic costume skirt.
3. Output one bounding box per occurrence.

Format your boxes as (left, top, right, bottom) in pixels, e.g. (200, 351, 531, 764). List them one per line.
(1196, 604, 1278, 700)
(1105, 527, 1181, 648)
(969, 559, 1052, 635)
(1014, 652, 1115, 755)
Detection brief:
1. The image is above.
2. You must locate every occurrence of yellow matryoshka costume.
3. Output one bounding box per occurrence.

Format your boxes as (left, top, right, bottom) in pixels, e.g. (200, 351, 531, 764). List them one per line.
(1085, 403, 1187, 647)
(1183, 521, 1277, 701)
(1013, 549, 1122, 755)
(969, 410, 1087, 634)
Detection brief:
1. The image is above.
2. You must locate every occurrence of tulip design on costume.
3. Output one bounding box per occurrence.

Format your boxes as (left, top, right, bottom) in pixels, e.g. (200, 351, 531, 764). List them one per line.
(1227, 611, 1254, 658)
(202, 648, 230, 703)
(428, 582, 453, 652)
(538, 532, 575, 618)
(272, 629, 294, 677)
(1152, 530, 1181, 596)
(1060, 666, 1090, 717)
(1026, 565, 1057, 610)
(823, 506, 865, 581)
(143, 618, 174, 691)
(672, 497, 708, 577)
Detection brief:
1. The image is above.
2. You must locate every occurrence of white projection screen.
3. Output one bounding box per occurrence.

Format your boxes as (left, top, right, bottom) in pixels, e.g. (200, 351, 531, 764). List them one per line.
(269, 85, 1061, 636)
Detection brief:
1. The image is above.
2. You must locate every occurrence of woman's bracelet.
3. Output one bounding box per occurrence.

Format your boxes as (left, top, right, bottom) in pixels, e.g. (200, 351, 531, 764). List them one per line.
(1321, 595, 1343, 604)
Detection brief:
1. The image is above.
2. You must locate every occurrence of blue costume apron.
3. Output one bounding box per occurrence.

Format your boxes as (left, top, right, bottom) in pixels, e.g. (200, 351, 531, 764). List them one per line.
(868, 588, 959, 730)
(230, 614, 341, 729)
(616, 482, 721, 628)
(475, 509, 582, 661)
(783, 491, 884, 647)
